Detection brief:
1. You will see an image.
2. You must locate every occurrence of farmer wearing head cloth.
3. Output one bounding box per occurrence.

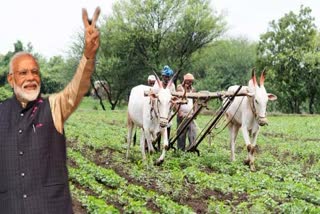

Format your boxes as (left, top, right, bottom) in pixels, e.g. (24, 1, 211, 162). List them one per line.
(147, 74, 156, 86)
(176, 73, 198, 151)
(161, 65, 173, 86)
(153, 65, 176, 93)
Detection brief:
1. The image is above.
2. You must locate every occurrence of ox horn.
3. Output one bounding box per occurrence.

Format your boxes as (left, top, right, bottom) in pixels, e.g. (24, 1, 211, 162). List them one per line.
(153, 70, 163, 88)
(260, 68, 267, 86)
(251, 68, 257, 86)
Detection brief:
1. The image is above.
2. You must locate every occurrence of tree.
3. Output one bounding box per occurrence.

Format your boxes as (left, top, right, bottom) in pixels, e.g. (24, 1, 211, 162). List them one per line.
(40, 56, 72, 94)
(191, 37, 257, 92)
(302, 32, 320, 113)
(257, 6, 317, 113)
(95, 0, 225, 109)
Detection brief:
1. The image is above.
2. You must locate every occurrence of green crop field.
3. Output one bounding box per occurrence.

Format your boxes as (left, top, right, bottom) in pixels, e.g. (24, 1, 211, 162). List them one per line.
(65, 97, 320, 213)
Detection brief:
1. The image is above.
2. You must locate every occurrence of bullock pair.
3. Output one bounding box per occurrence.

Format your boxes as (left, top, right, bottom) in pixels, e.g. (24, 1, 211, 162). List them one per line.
(225, 69, 277, 171)
(126, 74, 179, 165)
(127, 68, 276, 171)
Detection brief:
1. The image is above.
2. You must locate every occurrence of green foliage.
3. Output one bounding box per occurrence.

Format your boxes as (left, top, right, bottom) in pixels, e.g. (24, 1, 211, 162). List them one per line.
(68, 149, 125, 188)
(64, 98, 320, 213)
(257, 6, 319, 113)
(92, 0, 225, 109)
(40, 55, 75, 94)
(70, 183, 119, 214)
(0, 85, 12, 101)
(207, 201, 232, 214)
(192, 38, 257, 92)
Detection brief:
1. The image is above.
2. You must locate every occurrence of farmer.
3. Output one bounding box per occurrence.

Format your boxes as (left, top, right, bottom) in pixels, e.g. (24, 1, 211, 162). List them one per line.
(0, 7, 100, 213)
(147, 74, 156, 86)
(153, 65, 176, 93)
(176, 73, 198, 151)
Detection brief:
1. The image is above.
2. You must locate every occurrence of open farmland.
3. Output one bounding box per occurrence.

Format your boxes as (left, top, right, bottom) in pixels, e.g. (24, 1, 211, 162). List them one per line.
(66, 98, 320, 213)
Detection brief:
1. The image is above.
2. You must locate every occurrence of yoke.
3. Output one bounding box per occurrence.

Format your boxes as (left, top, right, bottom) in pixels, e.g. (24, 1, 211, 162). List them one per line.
(170, 86, 245, 155)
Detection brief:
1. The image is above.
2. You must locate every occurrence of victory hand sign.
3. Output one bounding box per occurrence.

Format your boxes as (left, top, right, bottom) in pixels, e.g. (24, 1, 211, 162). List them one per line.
(82, 7, 100, 59)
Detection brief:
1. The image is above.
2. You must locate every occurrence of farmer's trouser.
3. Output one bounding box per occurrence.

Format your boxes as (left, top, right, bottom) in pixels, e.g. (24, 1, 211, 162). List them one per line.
(177, 116, 197, 151)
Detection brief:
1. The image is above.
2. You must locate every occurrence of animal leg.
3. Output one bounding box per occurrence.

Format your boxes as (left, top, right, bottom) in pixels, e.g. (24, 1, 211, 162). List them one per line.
(140, 133, 147, 161)
(156, 129, 168, 165)
(248, 130, 260, 171)
(126, 115, 134, 160)
(241, 125, 252, 166)
(228, 124, 240, 161)
(144, 132, 155, 154)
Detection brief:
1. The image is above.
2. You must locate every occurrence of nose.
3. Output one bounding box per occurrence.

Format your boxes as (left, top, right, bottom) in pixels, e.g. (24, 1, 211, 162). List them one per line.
(26, 73, 34, 80)
(258, 117, 268, 126)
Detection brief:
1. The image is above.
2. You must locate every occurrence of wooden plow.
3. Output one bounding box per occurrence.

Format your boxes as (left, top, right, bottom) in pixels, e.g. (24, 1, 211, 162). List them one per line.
(168, 96, 210, 149)
(169, 86, 245, 155)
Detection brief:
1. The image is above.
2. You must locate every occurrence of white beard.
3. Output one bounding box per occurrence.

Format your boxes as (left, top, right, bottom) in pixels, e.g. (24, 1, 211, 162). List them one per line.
(14, 81, 40, 102)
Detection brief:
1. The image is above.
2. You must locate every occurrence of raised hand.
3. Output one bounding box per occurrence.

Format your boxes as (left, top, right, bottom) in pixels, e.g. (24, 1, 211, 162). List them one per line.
(82, 7, 101, 59)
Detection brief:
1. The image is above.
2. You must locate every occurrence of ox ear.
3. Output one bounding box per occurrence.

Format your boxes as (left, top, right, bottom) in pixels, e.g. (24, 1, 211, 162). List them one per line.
(268, 93, 277, 101)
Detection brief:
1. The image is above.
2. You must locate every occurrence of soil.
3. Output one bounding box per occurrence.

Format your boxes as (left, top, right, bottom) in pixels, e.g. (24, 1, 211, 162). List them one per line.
(72, 198, 87, 214)
(67, 141, 249, 213)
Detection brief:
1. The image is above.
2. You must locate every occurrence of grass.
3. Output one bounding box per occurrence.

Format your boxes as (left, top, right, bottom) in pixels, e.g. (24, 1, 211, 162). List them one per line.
(65, 97, 320, 213)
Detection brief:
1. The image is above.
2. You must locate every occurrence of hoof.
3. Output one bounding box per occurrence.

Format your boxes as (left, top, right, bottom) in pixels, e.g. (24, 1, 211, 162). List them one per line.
(148, 147, 155, 154)
(247, 144, 256, 155)
(250, 164, 256, 172)
(155, 159, 164, 166)
(243, 159, 250, 165)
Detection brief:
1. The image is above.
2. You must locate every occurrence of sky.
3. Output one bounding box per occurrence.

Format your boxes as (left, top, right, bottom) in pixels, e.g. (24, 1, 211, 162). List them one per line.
(1, 0, 319, 58)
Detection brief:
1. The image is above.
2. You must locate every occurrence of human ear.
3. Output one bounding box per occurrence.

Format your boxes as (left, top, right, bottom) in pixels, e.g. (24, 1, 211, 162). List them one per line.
(7, 73, 14, 88)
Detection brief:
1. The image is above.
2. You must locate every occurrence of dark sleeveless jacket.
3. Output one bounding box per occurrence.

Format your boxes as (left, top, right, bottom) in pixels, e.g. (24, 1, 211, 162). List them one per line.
(0, 96, 72, 214)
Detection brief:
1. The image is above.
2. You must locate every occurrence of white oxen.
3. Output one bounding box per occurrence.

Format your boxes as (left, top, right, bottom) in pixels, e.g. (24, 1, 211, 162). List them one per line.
(126, 78, 176, 165)
(225, 69, 277, 171)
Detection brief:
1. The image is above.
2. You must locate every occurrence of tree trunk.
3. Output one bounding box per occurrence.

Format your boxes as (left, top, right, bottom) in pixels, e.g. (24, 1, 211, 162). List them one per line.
(111, 103, 117, 110)
(309, 94, 315, 114)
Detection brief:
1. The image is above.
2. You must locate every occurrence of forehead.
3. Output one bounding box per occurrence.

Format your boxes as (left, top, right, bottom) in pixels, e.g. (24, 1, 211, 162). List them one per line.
(158, 89, 172, 101)
(255, 87, 268, 99)
(13, 55, 38, 71)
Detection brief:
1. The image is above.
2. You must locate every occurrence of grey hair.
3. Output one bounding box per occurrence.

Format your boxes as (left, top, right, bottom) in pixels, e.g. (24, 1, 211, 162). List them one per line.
(9, 51, 38, 74)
